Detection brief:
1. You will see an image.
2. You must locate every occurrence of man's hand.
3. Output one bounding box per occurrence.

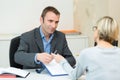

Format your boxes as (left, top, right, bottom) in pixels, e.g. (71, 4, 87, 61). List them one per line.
(52, 54, 64, 63)
(37, 53, 53, 64)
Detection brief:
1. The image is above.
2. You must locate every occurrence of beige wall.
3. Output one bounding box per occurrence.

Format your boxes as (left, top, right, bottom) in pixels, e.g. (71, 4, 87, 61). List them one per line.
(74, 0, 120, 47)
(109, 0, 120, 46)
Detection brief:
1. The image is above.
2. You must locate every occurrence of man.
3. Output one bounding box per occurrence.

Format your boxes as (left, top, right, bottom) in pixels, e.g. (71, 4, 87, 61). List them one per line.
(14, 6, 76, 69)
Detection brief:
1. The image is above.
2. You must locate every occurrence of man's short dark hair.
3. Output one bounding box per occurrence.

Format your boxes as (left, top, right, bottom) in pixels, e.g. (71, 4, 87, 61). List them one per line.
(41, 6, 60, 20)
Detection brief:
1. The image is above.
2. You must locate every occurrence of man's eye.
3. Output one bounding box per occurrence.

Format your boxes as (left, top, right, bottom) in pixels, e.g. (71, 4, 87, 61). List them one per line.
(56, 21, 59, 24)
(49, 20, 53, 22)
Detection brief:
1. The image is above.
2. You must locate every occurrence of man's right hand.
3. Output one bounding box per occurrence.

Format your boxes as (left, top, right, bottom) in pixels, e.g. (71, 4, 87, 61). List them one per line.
(36, 53, 53, 64)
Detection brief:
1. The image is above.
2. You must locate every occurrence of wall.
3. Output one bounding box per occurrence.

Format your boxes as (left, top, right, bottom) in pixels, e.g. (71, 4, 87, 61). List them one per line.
(74, 0, 120, 47)
(74, 0, 112, 47)
(109, 0, 120, 46)
(0, 0, 74, 34)
(1, 0, 120, 67)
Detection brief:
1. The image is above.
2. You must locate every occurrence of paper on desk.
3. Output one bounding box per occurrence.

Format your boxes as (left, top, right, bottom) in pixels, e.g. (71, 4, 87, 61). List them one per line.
(0, 67, 30, 78)
(44, 59, 68, 76)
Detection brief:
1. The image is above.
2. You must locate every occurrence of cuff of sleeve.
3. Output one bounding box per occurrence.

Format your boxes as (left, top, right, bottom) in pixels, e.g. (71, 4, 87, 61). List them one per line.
(34, 53, 41, 64)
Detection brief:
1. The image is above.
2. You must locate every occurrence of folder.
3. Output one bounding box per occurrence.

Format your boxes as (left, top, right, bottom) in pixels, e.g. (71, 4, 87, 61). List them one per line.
(44, 59, 68, 76)
(0, 67, 30, 78)
(0, 74, 16, 78)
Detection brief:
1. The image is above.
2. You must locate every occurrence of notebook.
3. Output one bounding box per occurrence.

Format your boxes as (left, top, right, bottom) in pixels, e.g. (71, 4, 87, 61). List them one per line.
(44, 59, 68, 76)
(0, 67, 30, 78)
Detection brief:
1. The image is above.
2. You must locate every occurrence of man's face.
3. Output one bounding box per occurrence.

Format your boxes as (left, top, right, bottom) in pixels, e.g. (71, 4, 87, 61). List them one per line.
(40, 11, 60, 35)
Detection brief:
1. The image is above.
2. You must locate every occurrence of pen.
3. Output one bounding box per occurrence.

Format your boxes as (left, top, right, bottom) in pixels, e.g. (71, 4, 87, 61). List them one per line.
(54, 50, 57, 54)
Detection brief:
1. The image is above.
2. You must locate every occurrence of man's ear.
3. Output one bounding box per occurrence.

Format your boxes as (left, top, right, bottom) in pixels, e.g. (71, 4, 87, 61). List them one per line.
(40, 17, 43, 23)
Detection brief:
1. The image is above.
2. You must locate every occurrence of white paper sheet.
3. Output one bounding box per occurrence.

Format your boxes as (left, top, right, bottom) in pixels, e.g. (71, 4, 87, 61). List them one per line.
(0, 67, 30, 78)
(44, 59, 68, 76)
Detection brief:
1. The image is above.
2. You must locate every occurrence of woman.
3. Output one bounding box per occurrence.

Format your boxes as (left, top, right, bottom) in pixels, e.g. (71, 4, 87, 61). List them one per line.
(53, 16, 120, 80)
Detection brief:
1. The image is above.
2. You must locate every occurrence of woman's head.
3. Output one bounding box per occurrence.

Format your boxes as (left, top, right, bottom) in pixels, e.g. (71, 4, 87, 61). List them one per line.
(94, 16, 119, 44)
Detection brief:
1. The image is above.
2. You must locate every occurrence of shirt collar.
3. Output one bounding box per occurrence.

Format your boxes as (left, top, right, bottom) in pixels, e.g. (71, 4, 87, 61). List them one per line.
(40, 27, 44, 38)
(39, 27, 54, 39)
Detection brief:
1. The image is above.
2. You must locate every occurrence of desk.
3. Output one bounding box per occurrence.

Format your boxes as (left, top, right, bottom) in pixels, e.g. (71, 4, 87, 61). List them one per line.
(1, 69, 85, 80)
(26, 69, 71, 80)
(1, 69, 71, 80)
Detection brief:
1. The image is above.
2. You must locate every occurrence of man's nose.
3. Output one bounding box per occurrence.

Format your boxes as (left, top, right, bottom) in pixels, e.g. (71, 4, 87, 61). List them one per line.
(51, 22, 56, 28)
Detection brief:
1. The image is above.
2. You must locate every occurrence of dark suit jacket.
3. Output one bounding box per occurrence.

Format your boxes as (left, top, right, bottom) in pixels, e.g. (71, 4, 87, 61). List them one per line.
(15, 27, 76, 69)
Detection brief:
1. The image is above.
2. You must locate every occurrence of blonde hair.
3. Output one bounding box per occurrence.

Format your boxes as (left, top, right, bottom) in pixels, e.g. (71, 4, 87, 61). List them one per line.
(96, 16, 119, 44)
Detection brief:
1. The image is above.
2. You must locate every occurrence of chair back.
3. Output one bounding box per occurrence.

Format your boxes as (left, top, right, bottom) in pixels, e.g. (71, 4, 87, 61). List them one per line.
(9, 36, 23, 69)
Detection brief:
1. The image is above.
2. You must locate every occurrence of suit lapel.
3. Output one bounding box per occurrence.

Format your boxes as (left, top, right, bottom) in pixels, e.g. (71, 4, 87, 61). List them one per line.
(34, 27, 58, 53)
(51, 32, 57, 53)
(34, 27, 44, 52)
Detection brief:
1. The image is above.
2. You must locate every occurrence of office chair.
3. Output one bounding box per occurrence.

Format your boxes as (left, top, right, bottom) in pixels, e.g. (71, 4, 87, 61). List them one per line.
(94, 40, 118, 46)
(9, 36, 23, 69)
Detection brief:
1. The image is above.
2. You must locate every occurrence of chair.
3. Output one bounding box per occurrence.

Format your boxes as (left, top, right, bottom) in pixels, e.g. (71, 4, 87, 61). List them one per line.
(9, 36, 23, 69)
(94, 40, 118, 46)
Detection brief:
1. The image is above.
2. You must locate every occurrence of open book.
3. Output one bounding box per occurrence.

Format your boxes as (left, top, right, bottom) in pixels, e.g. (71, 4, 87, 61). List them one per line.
(44, 59, 68, 76)
(0, 67, 30, 78)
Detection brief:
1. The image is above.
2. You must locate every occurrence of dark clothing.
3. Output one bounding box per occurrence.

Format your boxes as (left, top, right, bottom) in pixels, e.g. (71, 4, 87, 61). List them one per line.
(15, 27, 76, 69)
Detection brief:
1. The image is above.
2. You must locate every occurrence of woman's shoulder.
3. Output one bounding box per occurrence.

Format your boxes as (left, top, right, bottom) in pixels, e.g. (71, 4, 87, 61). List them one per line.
(79, 47, 98, 57)
(81, 47, 97, 53)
